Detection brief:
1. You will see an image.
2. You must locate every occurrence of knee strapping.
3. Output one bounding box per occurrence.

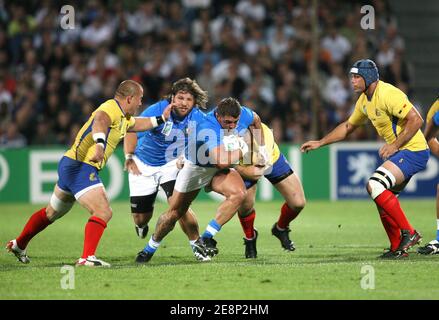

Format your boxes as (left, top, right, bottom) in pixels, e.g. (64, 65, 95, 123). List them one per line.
(130, 194, 156, 213)
(368, 167, 396, 199)
(50, 194, 74, 220)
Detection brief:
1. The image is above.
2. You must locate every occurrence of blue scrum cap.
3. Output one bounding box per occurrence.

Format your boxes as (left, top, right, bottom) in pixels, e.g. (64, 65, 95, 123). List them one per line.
(350, 59, 379, 88)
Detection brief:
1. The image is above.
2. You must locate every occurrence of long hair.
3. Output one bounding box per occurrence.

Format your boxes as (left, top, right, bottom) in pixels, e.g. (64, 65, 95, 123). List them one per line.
(168, 78, 208, 109)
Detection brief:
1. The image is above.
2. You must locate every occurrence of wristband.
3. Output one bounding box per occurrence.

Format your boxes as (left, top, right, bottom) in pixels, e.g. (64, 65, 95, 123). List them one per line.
(151, 115, 166, 128)
(157, 115, 165, 125)
(125, 153, 134, 160)
(93, 132, 106, 149)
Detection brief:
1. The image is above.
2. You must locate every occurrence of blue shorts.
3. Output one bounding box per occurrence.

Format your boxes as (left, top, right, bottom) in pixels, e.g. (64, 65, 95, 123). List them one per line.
(244, 153, 294, 189)
(57, 156, 103, 199)
(388, 149, 430, 180)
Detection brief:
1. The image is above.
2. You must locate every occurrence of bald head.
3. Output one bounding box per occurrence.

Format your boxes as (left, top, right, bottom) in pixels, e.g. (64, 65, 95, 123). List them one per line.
(115, 80, 143, 98)
(114, 80, 144, 116)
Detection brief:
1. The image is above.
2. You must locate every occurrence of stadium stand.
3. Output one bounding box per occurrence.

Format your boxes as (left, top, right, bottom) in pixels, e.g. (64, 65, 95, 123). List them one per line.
(0, 0, 415, 147)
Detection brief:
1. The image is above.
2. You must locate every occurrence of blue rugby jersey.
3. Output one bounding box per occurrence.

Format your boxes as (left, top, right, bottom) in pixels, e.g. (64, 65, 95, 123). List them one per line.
(134, 99, 206, 166)
(186, 106, 254, 167)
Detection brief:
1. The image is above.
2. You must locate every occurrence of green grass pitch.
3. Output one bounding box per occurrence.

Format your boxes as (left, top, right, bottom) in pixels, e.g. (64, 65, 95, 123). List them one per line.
(1, 200, 438, 300)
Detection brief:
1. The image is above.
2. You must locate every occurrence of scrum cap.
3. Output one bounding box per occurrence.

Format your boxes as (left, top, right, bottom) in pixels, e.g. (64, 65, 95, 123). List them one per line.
(350, 59, 379, 88)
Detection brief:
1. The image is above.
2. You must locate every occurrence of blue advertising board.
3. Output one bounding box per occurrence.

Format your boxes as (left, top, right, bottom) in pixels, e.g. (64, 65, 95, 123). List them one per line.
(330, 143, 438, 200)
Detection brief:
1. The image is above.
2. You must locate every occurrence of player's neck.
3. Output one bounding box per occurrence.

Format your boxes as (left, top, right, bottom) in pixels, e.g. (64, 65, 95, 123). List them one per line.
(364, 81, 378, 100)
(114, 97, 128, 115)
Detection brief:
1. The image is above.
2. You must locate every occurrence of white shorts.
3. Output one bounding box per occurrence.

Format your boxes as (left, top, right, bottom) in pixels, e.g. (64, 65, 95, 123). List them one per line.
(174, 161, 219, 193)
(128, 155, 180, 197)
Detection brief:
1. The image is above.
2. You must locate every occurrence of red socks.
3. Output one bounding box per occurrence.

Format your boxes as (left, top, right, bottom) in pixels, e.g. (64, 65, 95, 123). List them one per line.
(15, 208, 107, 259)
(277, 203, 299, 229)
(377, 206, 401, 251)
(239, 203, 300, 238)
(374, 190, 413, 233)
(239, 210, 256, 239)
(16, 207, 52, 249)
(82, 216, 107, 258)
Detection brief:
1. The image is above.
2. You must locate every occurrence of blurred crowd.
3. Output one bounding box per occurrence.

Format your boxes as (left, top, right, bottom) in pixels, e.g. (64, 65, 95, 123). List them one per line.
(0, 0, 413, 148)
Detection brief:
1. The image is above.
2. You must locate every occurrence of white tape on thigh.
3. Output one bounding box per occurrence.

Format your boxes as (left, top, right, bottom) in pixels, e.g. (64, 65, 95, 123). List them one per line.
(375, 166, 396, 186)
(50, 193, 74, 220)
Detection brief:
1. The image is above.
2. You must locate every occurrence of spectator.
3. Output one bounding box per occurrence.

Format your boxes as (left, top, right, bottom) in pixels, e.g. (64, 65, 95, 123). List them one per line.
(376, 40, 395, 68)
(236, 0, 266, 22)
(81, 12, 114, 50)
(0, 1, 413, 147)
(32, 118, 57, 145)
(128, 1, 164, 36)
(0, 122, 26, 148)
(323, 64, 350, 109)
(320, 27, 352, 64)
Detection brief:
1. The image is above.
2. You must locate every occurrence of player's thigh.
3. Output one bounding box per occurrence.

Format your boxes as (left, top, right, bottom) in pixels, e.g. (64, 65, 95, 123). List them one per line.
(174, 162, 217, 193)
(128, 171, 159, 197)
(77, 186, 112, 220)
(129, 172, 159, 214)
(211, 169, 246, 198)
(381, 160, 406, 185)
(53, 184, 75, 202)
(45, 184, 76, 221)
(274, 173, 306, 208)
(383, 149, 429, 189)
(159, 160, 179, 199)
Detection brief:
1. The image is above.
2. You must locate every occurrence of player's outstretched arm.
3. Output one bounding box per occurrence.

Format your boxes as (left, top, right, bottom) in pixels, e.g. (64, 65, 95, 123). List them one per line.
(89, 111, 111, 163)
(300, 120, 358, 153)
(379, 108, 423, 159)
(130, 103, 174, 132)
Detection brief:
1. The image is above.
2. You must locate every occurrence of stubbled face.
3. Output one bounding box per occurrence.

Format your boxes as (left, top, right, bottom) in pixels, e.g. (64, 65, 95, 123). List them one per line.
(172, 91, 195, 117)
(350, 74, 366, 93)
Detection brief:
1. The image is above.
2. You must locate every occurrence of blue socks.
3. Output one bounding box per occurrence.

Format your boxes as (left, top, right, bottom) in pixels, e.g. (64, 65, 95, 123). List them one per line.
(144, 236, 161, 254)
(202, 219, 221, 239)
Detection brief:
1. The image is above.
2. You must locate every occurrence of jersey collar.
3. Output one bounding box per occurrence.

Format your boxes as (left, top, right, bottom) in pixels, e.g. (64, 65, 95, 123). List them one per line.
(114, 99, 126, 116)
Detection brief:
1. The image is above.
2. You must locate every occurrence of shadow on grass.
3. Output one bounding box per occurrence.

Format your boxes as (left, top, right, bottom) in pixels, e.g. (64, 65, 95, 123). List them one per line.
(2, 250, 436, 271)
